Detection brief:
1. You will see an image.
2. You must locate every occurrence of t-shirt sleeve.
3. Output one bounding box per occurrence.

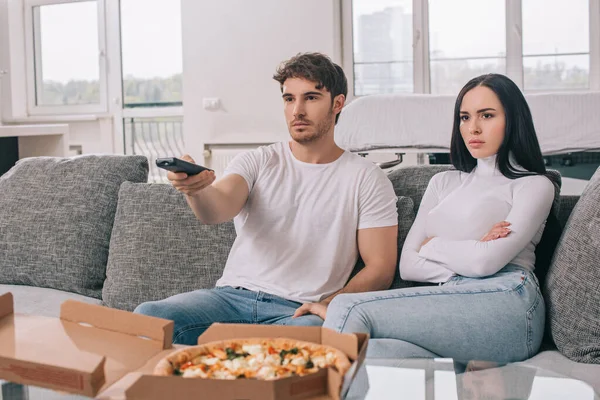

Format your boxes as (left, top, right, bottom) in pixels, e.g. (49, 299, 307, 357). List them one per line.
(222, 147, 266, 193)
(357, 167, 398, 230)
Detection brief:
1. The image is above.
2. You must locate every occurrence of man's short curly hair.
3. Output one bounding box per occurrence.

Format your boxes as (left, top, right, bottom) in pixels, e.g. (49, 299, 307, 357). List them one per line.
(273, 52, 348, 124)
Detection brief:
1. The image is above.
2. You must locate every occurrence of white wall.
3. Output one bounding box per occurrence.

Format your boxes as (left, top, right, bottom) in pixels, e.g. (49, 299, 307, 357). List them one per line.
(0, 0, 6, 124)
(180, 0, 342, 163)
(0, 0, 17, 122)
(65, 119, 114, 154)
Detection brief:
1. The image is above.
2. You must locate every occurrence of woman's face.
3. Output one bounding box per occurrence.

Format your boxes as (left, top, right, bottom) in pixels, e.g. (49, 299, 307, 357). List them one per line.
(459, 86, 506, 159)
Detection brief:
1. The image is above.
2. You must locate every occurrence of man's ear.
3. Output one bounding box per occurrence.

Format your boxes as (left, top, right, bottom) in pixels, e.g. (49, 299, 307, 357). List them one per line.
(332, 94, 346, 115)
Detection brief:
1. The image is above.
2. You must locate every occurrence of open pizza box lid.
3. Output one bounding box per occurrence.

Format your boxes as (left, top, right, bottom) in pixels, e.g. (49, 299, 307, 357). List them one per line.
(0, 292, 173, 397)
(101, 323, 369, 400)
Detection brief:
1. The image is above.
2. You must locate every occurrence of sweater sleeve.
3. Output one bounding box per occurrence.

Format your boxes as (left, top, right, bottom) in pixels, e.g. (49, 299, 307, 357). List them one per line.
(418, 175, 555, 278)
(399, 174, 455, 283)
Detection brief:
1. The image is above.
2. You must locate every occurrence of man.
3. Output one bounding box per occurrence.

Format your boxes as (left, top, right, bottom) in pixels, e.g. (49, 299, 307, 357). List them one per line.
(135, 53, 398, 345)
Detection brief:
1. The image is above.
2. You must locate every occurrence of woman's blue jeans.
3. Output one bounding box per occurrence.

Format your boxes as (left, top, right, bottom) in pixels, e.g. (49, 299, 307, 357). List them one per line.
(323, 265, 545, 363)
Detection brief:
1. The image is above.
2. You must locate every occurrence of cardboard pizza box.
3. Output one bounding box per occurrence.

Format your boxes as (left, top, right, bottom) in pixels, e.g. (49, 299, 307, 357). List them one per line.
(0, 292, 173, 397)
(103, 323, 368, 400)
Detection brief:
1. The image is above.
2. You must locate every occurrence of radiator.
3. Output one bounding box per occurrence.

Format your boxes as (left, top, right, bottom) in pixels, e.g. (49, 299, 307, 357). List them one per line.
(205, 146, 258, 177)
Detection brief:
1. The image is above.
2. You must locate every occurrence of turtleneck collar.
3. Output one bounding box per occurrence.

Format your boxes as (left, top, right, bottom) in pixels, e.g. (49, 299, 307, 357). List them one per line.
(474, 152, 525, 177)
(475, 154, 500, 177)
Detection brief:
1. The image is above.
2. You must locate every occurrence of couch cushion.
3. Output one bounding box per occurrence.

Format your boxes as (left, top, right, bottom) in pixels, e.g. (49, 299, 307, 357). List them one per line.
(349, 196, 416, 290)
(0, 156, 149, 299)
(387, 165, 454, 209)
(103, 182, 236, 311)
(544, 169, 562, 214)
(557, 195, 580, 229)
(545, 166, 600, 364)
(0, 284, 102, 318)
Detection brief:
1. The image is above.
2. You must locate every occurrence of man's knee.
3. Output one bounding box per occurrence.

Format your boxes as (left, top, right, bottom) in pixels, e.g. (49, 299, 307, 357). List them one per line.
(134, 289, 221, 321)
(134, 301, 173, 319)
(134, 298, 215, 345)
(133, 296, 205, 329)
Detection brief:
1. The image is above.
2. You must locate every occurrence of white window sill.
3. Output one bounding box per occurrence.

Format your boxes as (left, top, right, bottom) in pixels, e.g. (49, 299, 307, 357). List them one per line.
(3, 114, 111, 123)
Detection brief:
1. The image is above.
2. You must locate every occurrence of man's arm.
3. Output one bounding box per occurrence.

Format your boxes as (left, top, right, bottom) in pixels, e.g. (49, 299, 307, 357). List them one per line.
(293, 225, 397, 319)
(183, 174, 249, 225)
(169, 155, 250, 225)
(323, 225, 398, 303)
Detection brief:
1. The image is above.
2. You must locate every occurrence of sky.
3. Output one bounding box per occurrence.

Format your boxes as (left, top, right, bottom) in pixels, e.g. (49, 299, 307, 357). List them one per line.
(39, 0, 182, 83)
(38, 0, 589, 83)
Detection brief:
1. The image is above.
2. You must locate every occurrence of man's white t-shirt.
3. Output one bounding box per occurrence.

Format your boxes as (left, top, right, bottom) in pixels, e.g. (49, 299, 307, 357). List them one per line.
(215, 142, 398, 303)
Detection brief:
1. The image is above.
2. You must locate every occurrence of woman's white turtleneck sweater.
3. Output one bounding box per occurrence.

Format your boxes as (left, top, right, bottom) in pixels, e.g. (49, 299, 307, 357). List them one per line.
(400, 154, 555, 282)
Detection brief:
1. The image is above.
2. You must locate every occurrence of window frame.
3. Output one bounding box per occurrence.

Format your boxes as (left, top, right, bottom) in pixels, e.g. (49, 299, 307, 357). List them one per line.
(342, 0, 600, 98)
(24, 0, 108, 115)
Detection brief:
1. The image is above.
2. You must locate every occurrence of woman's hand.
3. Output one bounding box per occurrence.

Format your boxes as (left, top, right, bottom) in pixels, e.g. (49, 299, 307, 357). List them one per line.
(481, 221, 511, 242)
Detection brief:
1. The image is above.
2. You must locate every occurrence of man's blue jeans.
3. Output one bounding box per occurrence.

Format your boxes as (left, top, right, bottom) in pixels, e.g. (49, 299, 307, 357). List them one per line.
(134, 286, 323, 345)
(323, 264, 545, 363)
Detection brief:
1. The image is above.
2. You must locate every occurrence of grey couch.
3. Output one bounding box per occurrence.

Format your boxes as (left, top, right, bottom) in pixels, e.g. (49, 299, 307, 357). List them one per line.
(0, 156, 598, 393)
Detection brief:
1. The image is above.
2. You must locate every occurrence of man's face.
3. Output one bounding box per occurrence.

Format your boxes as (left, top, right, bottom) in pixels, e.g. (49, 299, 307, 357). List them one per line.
(282, 78, 341, 144)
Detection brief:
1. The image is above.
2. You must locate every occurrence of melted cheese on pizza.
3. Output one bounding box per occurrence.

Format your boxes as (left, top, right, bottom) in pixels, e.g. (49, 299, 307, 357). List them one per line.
(177, 343, 339, 380)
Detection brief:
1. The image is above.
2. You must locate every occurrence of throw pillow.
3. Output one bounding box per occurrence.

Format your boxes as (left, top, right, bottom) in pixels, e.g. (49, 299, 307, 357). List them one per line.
(545, 166, 600, 363)
(0, 155, 149, 298)
(103, 182, 236, 311)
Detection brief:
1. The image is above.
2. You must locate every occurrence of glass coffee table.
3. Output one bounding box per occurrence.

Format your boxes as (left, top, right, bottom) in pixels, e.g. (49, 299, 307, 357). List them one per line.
(2, 358, 598, 399)
(345, 358, 599, 400)
(0, 380, 88, 400)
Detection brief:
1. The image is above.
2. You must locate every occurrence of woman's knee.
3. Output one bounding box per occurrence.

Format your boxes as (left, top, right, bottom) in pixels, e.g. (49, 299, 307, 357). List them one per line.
(367, 339, 441, 359)
(328, 293, 355, 311)
(324, 294, 368, 333)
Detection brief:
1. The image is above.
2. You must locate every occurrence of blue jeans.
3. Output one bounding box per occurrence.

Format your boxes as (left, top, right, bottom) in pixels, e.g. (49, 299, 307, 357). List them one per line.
(134, 286, 324, 345)
(323, 265, 545, 363)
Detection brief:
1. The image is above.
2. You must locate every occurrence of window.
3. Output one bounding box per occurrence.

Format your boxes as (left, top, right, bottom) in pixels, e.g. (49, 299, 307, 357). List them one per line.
(522, 0, 589, 91)
(25, 0, 107, 114)
(428, 0, 505, 94)
(23, 0, 182, 116)
(344, 0, 598, 96)
(351, 0, 413, 96)
(120, 0, 183, 107)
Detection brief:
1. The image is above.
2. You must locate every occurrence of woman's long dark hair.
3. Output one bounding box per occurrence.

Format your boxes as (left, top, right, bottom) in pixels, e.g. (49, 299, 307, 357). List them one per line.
(450, 74, 561, 285)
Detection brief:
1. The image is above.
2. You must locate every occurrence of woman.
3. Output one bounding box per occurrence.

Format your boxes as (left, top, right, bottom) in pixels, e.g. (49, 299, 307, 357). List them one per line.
(323, 74, 557, 363)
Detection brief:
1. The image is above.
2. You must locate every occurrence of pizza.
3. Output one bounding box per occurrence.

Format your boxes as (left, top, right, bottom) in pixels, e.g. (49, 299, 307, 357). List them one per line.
(153, 338, 351, 380)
